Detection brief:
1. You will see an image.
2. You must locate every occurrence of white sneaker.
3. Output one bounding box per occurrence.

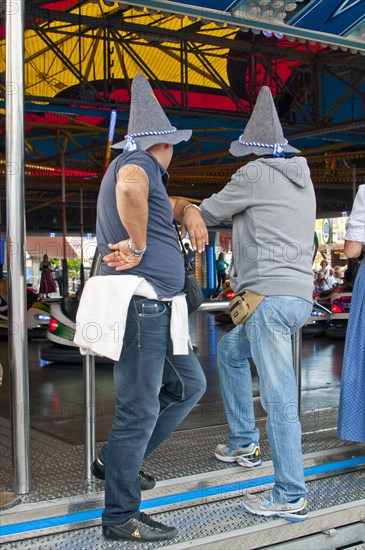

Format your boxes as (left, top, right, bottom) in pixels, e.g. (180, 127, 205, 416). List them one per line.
(243, 491, 308, 522)
(214, 443, 261, 467)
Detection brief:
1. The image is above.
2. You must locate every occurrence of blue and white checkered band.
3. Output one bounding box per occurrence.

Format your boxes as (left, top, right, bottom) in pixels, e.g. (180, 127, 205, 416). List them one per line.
(123, 127, 178, 152)
(239, 137, 288, 158)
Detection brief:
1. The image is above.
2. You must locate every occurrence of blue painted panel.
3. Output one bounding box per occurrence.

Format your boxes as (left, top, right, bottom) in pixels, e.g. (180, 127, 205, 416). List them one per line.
(290, 0, 365, 36)
(0, 239, 5, 265)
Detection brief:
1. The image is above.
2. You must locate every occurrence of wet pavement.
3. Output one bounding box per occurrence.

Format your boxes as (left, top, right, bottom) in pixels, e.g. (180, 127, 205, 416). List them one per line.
(0, 310, 345, 445)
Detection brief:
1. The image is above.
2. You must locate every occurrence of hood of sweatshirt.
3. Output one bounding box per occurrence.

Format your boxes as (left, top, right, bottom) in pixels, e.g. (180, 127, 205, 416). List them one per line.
(256, 156, 312, 189)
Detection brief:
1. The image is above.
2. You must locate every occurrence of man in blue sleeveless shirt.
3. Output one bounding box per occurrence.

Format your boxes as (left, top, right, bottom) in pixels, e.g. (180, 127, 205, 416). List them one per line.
(94, 74, 208, 542)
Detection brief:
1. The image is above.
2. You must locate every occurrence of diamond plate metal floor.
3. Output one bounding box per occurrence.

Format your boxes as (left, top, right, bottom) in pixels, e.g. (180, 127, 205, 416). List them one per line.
(1, 407, 364, 547)
(0, 407, 359, 501)
(1, 472, 364, 549)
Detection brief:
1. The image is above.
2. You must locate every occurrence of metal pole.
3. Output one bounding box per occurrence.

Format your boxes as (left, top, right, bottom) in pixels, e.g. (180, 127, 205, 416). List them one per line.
(292, 329, 302, 416)
(61, 151, 69, 298)
(80, 187, 84, 265)
(6, 0, 31, 494)
(84, 353, 96, 482)
(352, 164, 357, 201)
(61, 151, 67, 262)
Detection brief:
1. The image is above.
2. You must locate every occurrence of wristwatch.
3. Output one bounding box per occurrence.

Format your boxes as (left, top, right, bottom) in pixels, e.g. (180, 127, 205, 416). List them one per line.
(127, 239, 146, 257)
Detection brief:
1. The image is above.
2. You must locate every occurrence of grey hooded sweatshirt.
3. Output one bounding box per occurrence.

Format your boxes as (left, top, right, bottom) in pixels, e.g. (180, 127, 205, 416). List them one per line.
(200, 157, 316, 303)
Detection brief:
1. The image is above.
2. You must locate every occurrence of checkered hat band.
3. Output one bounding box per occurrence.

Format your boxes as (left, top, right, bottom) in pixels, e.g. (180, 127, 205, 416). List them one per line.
(239, 137, 288, 148)
(124, 127, 177, 151)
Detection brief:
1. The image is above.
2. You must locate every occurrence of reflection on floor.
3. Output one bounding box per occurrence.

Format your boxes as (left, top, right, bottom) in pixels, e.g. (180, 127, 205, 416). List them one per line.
(0, 311, 345, 445)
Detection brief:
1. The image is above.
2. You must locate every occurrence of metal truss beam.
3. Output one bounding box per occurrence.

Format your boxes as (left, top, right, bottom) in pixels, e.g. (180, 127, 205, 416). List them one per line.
(29, 21, 106, 103)
(186, 41, 248, 114)
(26, 6, 365, 68)
(111, 29, 184, 109)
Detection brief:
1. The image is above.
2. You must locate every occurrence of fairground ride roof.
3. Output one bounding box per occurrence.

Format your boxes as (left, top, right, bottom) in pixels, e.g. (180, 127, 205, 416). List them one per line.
(0, 0, 364, 232)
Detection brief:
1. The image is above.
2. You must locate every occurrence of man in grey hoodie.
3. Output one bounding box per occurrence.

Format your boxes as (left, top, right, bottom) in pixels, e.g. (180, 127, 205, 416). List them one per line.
(200, 87, 316, 522)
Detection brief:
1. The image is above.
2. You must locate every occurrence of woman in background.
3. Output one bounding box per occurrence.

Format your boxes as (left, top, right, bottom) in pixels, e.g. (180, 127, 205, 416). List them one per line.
(39, 254, 57, 298)
(216, 252, 229, 291)
(338, 184, 365, 443)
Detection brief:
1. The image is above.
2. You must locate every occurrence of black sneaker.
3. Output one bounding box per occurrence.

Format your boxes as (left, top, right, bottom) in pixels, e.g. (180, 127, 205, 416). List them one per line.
(102, 512, 178, 541)
(91, 458, 156, 490)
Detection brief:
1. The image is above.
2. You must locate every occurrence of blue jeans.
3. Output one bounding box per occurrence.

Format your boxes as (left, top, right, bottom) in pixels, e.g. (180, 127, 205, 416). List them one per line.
(100, 296, 206, 526)
(217, 296, 312, 503)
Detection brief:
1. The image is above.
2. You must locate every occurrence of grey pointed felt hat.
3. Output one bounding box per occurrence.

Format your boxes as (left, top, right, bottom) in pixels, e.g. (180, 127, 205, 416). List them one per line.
(112, 74, 192, 151)
(229, 86, 300, 157)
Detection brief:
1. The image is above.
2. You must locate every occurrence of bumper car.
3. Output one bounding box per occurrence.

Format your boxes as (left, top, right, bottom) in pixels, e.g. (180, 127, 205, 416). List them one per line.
(211, 282, 235, 325)
(212, 287, 331, 337)
(41, 292, 112, 365)
(302, 302, 331, 337)
(41, 254, 112, 365)
(325, 290, 352, 339)
(0, 289, 51, 339)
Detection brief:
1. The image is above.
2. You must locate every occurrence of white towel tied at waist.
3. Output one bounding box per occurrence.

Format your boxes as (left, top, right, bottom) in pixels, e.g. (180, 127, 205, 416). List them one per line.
(73, 275, 190, 361)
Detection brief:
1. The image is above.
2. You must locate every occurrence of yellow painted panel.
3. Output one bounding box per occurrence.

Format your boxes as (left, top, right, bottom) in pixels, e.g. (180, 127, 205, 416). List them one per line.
(1, 4, 236, 99)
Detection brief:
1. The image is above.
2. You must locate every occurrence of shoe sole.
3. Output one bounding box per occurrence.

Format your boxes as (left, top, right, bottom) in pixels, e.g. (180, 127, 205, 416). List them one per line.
(243, 502, 308, 522)
(214, 452, 238, 463)
(236, 457, 262, 468)
(103, 527, 178, 541)
(215, 453, 262, 467)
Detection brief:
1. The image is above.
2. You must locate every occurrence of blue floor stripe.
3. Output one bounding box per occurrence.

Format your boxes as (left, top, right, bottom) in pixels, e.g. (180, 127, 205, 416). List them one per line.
(1, 456, 364, 537)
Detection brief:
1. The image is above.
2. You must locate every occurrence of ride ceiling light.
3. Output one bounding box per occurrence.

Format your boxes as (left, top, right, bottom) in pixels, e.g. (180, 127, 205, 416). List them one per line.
(0, 160, 97, 178)
(232, 0, 306, 22)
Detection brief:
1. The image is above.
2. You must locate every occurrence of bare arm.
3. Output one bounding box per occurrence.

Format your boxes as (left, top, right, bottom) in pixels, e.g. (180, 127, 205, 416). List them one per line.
(169, 197, 208, 253)
(344, 240, 363, 259)
(103, 164, 149, 271)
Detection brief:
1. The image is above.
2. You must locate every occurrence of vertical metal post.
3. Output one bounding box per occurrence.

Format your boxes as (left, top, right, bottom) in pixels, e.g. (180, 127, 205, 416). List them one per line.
(61, 151, 67, 262)
(84, 353, 96, 482)
(292, 329, 302, 416)
(352, 164, 357, 201)
(80, 188, 84, 265)
(60, 150, 69, 297)
(6, 0, 31, 494)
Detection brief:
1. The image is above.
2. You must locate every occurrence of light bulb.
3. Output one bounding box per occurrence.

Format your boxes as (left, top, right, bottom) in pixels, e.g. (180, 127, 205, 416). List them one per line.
(262, 8, 275, 18)
(272, 0, 284, 8)
(247, 3, 261, 17)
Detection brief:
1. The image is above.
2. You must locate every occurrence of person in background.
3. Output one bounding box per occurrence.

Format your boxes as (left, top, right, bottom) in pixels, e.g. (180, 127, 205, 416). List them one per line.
(78, 74, 208, 543)
(338, 184, 365, 443)
(216, 252, 229, 291)
(318, 278, 329, 292)
(39, 254, 57, 299)
(200, 86, 315, 522)
(318, 259, 330, 278)
(314, 271, 328, 291)
(54, 263, 63, 297)
(334, 267, 343, 285)
(326, 269, 337, 289)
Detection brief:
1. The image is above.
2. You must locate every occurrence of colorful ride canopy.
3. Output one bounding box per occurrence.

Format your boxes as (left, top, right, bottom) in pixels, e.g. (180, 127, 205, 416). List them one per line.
(0, 1, 364, 231)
